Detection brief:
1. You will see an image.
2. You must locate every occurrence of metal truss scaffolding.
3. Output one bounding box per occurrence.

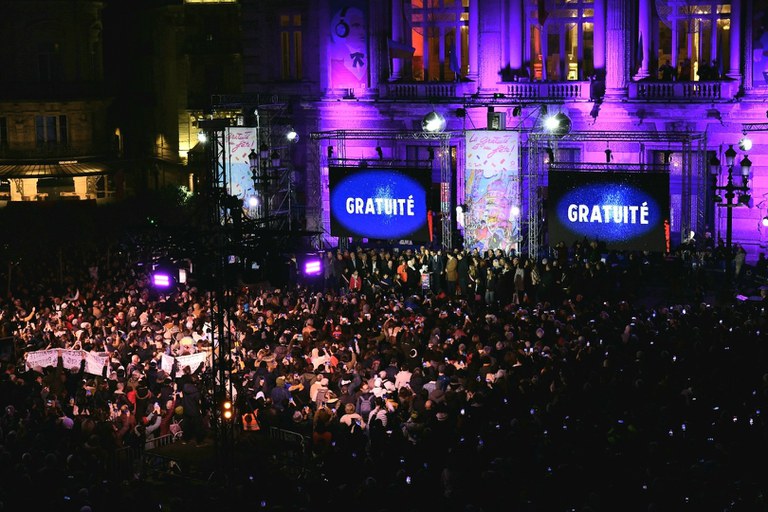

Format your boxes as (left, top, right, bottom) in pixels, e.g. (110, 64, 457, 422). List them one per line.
(527, 130, 707, 260)
(211, 95, 299, 233)
(197, 117, 235, 479)
(309, 129, 457, 250)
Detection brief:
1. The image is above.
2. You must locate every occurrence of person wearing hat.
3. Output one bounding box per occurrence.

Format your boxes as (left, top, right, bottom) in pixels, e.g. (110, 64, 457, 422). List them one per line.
(270, 375, 293, 413)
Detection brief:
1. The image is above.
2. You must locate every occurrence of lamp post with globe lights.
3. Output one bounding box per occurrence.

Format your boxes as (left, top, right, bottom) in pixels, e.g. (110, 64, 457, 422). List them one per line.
(711, 144, 752, 289)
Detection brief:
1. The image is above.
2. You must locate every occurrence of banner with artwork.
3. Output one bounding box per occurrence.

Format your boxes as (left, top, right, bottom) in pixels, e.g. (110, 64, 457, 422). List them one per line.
(226, 127, 258, 203)
(464, 131, 520, 254)
(329, 1, 369, 91)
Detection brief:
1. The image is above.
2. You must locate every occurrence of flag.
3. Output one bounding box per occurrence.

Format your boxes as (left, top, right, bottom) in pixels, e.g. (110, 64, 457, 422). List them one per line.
(449, 48, 461, 76)
(388, 39, 414, 59)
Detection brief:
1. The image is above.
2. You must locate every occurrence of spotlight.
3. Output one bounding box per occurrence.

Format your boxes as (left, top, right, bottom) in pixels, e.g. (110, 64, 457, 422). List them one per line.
(327, 146, 334, 159)
(197, 130, 207, 143)
(512, 105, 522, 116)
(222, 400, 233, 421)
(543, 115, 560, 131)
(739, 136, 752, 151)
(605, 149, 613, 163)
(286, 128, 299, 143)
(762, 216, 768, 228)
(247, 196, 258, 208)
(544, 147, 555, 164)
(422, 111, 447, 133)
(375, 146, 383, 159)
(427, 147, 435, 161)
(663, 150, 673, 164)
(510, 205, 521, 218)
(543, 112, 571, 137)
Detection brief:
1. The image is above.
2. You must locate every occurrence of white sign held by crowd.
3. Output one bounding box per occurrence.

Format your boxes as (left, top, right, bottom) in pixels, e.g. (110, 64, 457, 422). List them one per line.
(25, 349, 109, 376)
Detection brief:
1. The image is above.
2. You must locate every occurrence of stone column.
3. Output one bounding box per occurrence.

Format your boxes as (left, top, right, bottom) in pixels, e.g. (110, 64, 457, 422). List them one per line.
(509, 0, 524, 72)
(468, 0, 479, 81)
(605, 0, 631, 98)
(593, 0, 606, 79)
(634, 0, 651, 79)
(727, 0, 741, 81)
(390, 0, 405, 81)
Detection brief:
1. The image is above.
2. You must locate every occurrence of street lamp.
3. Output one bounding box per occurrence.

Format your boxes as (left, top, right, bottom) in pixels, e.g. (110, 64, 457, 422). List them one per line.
(712, 144, 752, 289)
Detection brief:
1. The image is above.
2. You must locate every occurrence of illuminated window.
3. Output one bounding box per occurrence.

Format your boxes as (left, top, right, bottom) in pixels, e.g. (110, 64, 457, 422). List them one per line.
(35, 115, 68, 147)
(656, 1, 730, 81)
(529, 0, 593, 81)
(411, 0, 469, 82)
(280, 13, 303, 80)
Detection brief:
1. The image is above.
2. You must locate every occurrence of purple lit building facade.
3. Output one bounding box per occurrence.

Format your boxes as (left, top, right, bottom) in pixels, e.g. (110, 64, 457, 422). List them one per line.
(2, 0, 767, 259)
(240, 0, 768, 259)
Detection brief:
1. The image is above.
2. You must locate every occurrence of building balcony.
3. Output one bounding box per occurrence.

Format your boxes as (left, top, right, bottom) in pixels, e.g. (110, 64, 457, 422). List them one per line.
(502, 81, 593, 101)
(628, 80, 739, 101)
(378, 80, 594, 102)
(378, 81, 477, 101)
(0, 143, 118, 162)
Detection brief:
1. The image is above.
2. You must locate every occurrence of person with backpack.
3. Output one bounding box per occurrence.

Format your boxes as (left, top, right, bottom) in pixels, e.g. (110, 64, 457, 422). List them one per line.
(354, 382, 376, 422)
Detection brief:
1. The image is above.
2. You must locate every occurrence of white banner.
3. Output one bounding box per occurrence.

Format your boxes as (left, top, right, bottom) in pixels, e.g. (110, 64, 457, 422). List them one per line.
(174, 352, 209, 377)
(25, 349, 108, 376)
(25, 350, 58, 370)
(62, 350, 85, 371)
(85, 352, 109, 376)
(161, 353, 175, 376)
(161, 352, 209, 378)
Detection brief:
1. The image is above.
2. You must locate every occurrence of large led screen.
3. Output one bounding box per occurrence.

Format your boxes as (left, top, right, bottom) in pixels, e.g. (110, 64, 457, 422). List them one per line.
(547, 171, 671, 252)
(329, 167, 431, 241)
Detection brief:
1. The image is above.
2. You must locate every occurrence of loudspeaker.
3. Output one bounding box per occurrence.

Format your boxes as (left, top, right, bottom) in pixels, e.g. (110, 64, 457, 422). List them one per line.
(335, 7, 350, 38)
(487, 111, 506, 130)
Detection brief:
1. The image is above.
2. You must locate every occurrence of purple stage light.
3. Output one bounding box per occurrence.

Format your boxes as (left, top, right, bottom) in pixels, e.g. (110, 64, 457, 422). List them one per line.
(304, 260, 322, 276)
(152, 273, 172, 288)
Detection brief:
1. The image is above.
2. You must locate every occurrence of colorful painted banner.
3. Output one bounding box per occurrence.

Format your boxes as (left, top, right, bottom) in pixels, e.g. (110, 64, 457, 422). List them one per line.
(226, 127, 258, 202)
(464, 131, 520, 254)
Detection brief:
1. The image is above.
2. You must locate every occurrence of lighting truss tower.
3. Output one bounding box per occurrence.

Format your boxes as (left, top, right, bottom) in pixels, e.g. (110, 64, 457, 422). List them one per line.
(198, 117, 235, 479)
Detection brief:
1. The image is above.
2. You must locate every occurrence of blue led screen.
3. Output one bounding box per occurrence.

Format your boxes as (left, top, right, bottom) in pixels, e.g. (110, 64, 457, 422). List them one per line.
(547, 170, 671, 252)
(329, 167, 431, 241)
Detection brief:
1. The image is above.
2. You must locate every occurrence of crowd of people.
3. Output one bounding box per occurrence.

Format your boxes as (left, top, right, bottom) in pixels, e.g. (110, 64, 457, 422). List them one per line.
(0, 235, 767, 511)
